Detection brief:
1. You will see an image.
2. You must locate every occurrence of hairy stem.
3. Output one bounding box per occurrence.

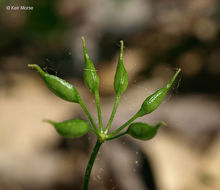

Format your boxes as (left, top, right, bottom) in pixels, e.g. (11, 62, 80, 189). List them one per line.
(83, 140, 102, 190)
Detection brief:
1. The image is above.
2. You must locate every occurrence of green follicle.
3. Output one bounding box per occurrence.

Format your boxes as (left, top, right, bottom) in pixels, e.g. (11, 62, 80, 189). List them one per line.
(28, 64, 80, 103)
(114, 40, 128, 96)
(82, 36, 100, 94)
(127, 121, 165, 141)
(137, 68, 181, 117)
(44, 119, 91, 138)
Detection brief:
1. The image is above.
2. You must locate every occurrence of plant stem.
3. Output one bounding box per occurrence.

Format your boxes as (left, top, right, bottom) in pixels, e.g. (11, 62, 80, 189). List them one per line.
(104, 95, 120, 134)
(95, 91, 103, 132)
(108, 112, 139, 138)
(106, 131, 127, 141)
(83, 140, 102, 190)
(79, 99, 98, 133)
(167, 68, 181, 88)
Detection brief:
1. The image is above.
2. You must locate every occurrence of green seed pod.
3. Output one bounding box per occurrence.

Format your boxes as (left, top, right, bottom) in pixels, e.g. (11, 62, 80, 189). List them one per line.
(114, 40, 128, 96)
(127, 122, 164, 140)
(45, 119, 90, 138)
(28, 64, 80, 103)
(137, 69, 181, 117)
(82, 37, 100, 94)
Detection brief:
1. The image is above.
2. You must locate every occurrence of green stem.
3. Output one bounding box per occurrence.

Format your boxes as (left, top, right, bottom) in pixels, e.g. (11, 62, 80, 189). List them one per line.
(106, 131, 127, 141)
(79, 99, 98, 133)
(104, 95, 120, 134)
(83, 140, 102, 190)
(108, 112, 139, 138)
(167, 68, 181, 88)
(88, 128, 98, 135)
(95, 91, 103, 132)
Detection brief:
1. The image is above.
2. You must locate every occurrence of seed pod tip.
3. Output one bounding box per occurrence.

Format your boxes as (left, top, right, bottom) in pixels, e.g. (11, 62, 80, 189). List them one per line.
(28, 64, 44, 75)
(43, 119, 55, 125)
(155, 121, 166, 129)
(167, 68, 181, 88)
(81, 36, 85, 43)
(120, 40, 124, 49)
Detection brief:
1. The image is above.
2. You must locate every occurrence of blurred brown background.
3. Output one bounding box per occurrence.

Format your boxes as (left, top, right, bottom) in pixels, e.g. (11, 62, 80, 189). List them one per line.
(0, 0, 220, 190)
